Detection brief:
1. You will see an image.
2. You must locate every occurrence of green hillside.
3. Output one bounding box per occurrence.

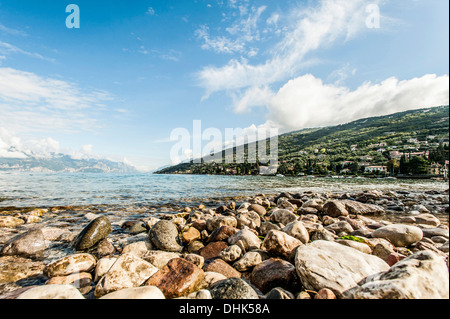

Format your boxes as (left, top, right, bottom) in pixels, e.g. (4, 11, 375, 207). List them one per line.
(156, 105, 449, 177)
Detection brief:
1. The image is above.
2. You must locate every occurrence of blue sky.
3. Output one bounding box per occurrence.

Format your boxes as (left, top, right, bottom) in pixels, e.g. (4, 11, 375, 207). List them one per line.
(0, 0, 448, 171)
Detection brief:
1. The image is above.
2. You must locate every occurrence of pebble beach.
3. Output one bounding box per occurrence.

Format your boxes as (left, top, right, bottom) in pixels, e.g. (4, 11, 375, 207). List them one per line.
(0, 188, 449, 300)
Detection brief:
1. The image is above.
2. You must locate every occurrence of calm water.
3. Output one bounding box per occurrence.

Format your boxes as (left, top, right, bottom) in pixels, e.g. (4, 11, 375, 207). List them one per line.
(0, 172, 448, 208)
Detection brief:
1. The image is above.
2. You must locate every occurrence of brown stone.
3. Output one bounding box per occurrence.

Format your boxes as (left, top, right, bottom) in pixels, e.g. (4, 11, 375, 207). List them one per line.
(248, 204, 267, 216)
(181, 226, 201, 244)
(207, 226, 238, 243)
(315, 288, 337, 299)
(250, 258, 299, 294)
(321, 200, 349, 218)
(200, 241, 228, 259)
(145, 258, 204, 299)
(387, 252, 407, 266)
(0, 256, 45, 285)
(261, 230, 302, 259)
(203, 259, 241, 279)
(192, 219, 207, 232)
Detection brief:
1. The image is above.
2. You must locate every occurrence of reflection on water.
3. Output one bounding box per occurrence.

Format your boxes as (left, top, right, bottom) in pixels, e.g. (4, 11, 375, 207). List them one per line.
(0, 172, 448, 207)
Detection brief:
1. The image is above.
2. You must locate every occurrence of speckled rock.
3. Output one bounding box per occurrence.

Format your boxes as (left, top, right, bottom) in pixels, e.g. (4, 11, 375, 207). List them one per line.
(0, 216, 24, 228)
(145, 258, 204, 299)
(350, 250, 449, 299)
(44, 253, 97, 278)
(210, 278, 259, 299)
(94, 253, 159, 298)
(148, 220, 183, 252)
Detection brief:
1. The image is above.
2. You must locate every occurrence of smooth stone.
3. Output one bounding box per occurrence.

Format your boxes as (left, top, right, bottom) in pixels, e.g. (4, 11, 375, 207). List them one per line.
(121, 240, 153, 258)
(210, 278, 259, 299)
(250, 258, 299, 294)
(181, 226, 201, 244)
(315, 288, 337, 299)
(203, 259, 241, 279)
(148, 220, 183, 252)
(16, 284, 85, 299)
(200, 241, 228, 260)
(1, 229, 46, 258)
(206, 216, 237, 232)
(228, 229, 261, 251)
(122, 221, 148, 234)
(350, 250, 449, 299)
(262, 230, 302, 259)
(100, 286, 165, 299)
(44, 253, 97, 277)
(200, 271, 228, 289)
(248, 204, 267, 216)
(0, 256, 45, 285)
(94, 253, 158, 298)
(94, 257, 117, 282)
(142, 250, 181, 269)
(233, 251, 268, 272)
(73, 216, 112, 251)
(270, 209, 298, 225)
(207, 225, 238, 243)
(295, 240, 390, 298)
(282, 221, 310, 244)
(335, 239, 372, 254)
(187, 289, 212, 299)
(46, 272, 92, 292)
(422, 227, 449, 239)
(145, 258, 204, 299)
(259, 222, 280, 237)
(0, 216, 25, 228)
(371, 224, 423, 247)
(236, 211, 261, 230)
(321, 200, 349, 217)
(266, 287, 295, 299)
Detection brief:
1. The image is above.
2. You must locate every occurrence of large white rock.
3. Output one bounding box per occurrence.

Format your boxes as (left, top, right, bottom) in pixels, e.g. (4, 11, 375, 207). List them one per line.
(295, 240, 389, 298)
(99, 286, 165, 299)
(371, 224, 423, 247)
(16, 284, 85, 299)
(94, 253, 158, 298)
(349, 250, 449, 299)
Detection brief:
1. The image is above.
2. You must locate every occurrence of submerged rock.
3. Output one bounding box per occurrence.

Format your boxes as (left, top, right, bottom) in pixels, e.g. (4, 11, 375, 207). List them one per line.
(1, 229, 46, 258)
(73, 216, 112, 251)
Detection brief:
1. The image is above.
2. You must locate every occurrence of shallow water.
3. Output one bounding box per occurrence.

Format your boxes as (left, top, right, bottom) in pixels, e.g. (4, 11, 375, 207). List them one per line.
(0, 172, 448, 208)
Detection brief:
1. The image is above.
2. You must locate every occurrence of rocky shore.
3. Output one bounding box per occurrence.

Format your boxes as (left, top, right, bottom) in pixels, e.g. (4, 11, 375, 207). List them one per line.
(0, 188, 449, 300)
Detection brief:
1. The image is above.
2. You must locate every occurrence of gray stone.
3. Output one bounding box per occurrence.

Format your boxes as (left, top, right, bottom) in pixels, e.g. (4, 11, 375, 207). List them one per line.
(148, 220, 183, 252)
(371, 224, 423, 247)
(270, 209, 298, 225)
(1, 229, 46, 257)
(349, 250, 449, 299)
(282, 221, 310, 244)
(210, 278, 259, 299)
(295, 240, 390, 298)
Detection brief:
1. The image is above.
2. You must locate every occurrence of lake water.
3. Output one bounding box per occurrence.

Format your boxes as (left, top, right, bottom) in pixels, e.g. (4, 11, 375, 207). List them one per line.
(0, 172, 448, 208)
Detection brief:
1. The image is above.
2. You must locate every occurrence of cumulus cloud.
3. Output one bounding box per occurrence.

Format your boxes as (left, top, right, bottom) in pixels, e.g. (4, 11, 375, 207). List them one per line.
(196, 0, 377, 97)
(0, 67, 113, 134)
(265, 73, 450, 132)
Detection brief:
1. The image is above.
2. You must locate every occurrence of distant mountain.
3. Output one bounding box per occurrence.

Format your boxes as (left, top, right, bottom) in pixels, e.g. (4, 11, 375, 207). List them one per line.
(155, 105, 449, 176)
(0, 153, 138, 173)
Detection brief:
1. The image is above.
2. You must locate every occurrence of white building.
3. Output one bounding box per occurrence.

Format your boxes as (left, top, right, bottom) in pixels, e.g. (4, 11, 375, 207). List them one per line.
(365, 166, 388, 174)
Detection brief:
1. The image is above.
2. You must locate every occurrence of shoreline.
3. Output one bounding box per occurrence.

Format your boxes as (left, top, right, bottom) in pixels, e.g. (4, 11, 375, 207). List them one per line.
(0, 187, 449, 299)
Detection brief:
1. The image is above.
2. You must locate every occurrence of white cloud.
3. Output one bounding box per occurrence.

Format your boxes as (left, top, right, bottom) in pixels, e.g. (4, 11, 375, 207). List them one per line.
(195, 4, 267, 57)
(265, 73, 449, 132)
(196, 0, 380, 97)
(0, 41, 55, 63)
(146, 7, 156, 16)
(0, 67, 113, 134)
